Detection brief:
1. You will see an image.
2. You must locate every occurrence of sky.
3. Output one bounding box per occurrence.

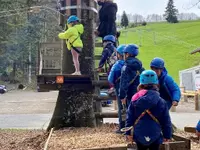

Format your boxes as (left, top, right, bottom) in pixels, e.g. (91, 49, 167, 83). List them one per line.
(114, 0, 200, 16)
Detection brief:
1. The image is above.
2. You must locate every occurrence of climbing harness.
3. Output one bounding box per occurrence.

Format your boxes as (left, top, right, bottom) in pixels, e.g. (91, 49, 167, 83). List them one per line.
(121, 109, 160, 133)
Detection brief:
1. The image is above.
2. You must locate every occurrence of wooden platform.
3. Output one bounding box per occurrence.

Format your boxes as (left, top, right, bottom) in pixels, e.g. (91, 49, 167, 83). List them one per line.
(37, 74, 93, 91)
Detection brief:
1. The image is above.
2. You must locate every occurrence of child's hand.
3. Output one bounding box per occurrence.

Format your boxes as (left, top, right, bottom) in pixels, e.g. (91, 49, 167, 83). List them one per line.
(94, 30, 99, 36)
(126, 135, 133, 143)
(196, 131, 200, 137)
(163, 139, 171, 143)
(121, 98, 126, 105)
(97, 68, 103, 72)
(172, 101, 178, 106)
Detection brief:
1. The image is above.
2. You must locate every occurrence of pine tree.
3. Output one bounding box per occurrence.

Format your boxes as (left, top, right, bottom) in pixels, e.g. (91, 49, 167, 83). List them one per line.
(121, 11, 129, 28)
(164, 0, 179, 23)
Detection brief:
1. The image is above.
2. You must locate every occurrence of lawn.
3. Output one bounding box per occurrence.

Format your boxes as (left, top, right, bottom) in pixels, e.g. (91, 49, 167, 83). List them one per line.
(96, 20, 200, 83)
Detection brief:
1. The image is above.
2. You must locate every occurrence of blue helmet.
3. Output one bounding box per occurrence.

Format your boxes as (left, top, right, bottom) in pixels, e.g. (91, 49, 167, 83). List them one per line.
(123, 44, 139, 56)
(116, 45, 126, 55)
(140, 70, 158, 85)
(103, 35, 116, 43)
(150, 57, 165, 69)
(67, 15, 79, 24)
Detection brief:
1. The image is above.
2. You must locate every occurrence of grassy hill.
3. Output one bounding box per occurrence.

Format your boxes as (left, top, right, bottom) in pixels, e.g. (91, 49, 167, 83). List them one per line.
(100, 21, 200, 83)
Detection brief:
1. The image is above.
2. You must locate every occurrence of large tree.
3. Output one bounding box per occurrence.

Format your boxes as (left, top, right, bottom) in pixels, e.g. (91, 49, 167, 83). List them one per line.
(121, 11, 129, 28)
(164, 0, 179, 23)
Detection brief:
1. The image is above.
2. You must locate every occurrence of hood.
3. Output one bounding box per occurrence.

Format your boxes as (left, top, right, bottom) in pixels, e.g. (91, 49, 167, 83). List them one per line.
(135, 90, 160, 109)
(125, 57, 142, 71)
(103, 2, 118, 11)
(159, 67, 168, 84)
(74, 24, 84, 34)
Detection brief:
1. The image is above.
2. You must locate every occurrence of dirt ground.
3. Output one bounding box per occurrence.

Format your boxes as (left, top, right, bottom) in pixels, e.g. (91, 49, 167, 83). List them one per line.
(0, 129, 47, 150)
(0, 127, 199, 150)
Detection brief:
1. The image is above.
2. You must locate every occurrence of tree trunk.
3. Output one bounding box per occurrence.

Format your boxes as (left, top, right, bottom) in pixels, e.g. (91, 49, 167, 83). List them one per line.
(47, 0, 97, 131)
(47, 89, 95, 131)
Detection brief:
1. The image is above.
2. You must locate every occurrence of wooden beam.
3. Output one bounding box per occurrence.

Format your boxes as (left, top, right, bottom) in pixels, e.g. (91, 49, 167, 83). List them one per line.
(93, 95, 116, 101)
(184, 126, 196, 133)
(95, 112, 118, 118)
(92, 80, 109, 87)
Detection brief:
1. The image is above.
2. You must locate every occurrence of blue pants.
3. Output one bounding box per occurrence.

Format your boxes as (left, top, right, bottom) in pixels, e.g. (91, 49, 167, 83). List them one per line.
(115, 89, 125, 129)
(126, 99, 131, 109)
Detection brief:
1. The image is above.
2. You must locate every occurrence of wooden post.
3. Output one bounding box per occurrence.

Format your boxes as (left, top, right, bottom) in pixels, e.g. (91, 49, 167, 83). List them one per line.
(180, 86, 188, 102)
(94, 71, 103, 126)
(195, 93, 200, 111)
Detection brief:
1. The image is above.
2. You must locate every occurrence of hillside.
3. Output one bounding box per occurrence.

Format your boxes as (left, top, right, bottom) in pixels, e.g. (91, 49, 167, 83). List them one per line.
(117, 21, 200, 83)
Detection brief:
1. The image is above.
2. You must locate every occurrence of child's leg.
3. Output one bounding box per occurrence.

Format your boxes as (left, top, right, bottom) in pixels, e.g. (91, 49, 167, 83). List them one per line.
(115, 89, 124, 132)
(148, 142, 160, 150)
(71, 48, 80, 73)
(137, 141, 160, 150)
(136, 142, 148, 150)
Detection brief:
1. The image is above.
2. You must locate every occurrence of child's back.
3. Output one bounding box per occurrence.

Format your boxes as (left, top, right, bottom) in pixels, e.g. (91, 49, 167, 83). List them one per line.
(125, 70, 172, 150)
(127, 90, 171, 145)
(98, 35, 116, 69)
(120, 57, 143, 100)
(58, 23, 84, 50)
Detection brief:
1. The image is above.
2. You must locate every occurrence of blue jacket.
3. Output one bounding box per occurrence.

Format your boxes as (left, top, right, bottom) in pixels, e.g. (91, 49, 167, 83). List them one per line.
(108, 60, 124, 89)
(98, 43, 116, 68)
(159, 68, 181, 109)
(196, 120, 200, 132)
(126, 89, 172, 145)
(119, 57, 143, 100)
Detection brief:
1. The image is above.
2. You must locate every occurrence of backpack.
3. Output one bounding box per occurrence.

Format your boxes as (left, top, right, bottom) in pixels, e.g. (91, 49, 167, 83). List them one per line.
(107, 51, 117, 68)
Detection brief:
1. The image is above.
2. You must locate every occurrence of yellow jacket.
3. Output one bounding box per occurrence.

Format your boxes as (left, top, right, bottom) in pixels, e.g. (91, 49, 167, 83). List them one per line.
(58, 24, 84, 50)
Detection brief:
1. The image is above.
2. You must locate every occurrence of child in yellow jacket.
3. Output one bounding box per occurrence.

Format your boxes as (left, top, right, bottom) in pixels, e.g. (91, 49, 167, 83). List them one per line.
(58, 15, 84, 75)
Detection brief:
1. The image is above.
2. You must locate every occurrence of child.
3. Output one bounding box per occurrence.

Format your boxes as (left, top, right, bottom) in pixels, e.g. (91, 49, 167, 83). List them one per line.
(126, 70, 172, 150)
(97, 35, 117, 72)
(58, 15, 84, 75)
(119, 44, 144, 108)
(196, 120, 200, 137)
(108, 45, 126, 133)
(150, 57, 181, 110)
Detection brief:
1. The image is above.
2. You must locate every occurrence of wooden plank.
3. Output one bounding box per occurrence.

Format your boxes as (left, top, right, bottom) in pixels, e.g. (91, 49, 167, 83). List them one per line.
(172, 134, 191, 150)
(83, 145, 127, 150)
(184, 126, 196, 133)
(181, 92, 196, 96)
(93, 95, 116, 101)
(92, 80, 109, 87)
(95, 112, 118, 118)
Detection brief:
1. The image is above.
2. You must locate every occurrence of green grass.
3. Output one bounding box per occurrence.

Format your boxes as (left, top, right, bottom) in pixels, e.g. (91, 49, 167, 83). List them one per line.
(96, 20, 200, 83)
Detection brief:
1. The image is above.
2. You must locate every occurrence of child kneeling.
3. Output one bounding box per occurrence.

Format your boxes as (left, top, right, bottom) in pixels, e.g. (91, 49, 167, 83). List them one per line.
(125, 70, 172, 150)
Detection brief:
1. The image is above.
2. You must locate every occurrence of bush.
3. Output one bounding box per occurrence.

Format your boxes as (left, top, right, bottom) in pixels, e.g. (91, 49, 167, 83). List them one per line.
(129, 23, 136, 28)
(142, 21, 147, 26)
